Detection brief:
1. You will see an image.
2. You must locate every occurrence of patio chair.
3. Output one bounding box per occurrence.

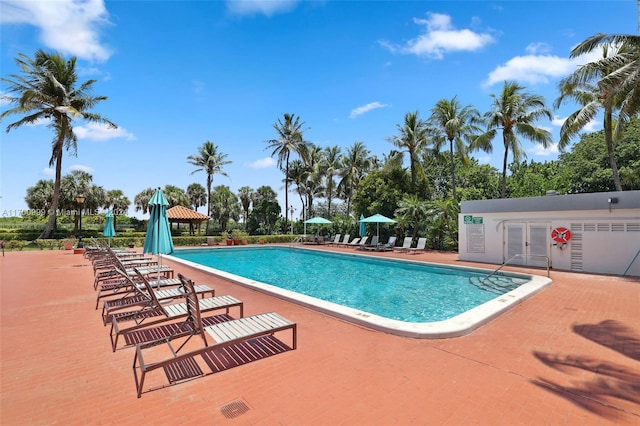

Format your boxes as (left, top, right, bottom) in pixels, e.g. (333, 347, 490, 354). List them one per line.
(331, 234, 350, 246)
(100, 268, 216, 324)
(408, 237, 427, 254)
(393, 237, 413, 252)
(341, 237, 360, 247)
(359, 235, 379, 251)
(325, 234, 341, 245)
(109, 270, 243, 352)
(378, 236, 397, 252)
(132, 276, 296, 397)
(353, 236, 369, 248)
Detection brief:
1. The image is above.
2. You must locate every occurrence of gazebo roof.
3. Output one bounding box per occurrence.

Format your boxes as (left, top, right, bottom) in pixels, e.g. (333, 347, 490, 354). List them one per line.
(166, 205, 209, 222)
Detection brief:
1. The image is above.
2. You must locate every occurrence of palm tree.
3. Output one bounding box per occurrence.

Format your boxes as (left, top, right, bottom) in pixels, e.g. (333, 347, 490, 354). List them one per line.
(25, 179, 54, 216)
(568, 33, 640, 125)
(105, 189, 131, 232)
(1, 50, 115, 238)
(555, 36, 640, 191)
(320, 146, 342, 217)
(237, 186, 255, 228)
(429, 97, 483, 202)
(338, 141, 371, 217)
(395, 194, 430, 239)
(187, 141, 231, 234)
(209, 185, 240, 232)
(266, 113, 308, 223)
(186, 183, 207, 211)
(134, 188, 156, 215)
(473, 81, 553, 198)
(387, 111, 431, 192)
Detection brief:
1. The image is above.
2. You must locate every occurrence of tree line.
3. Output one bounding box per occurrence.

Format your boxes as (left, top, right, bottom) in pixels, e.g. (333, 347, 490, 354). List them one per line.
(2, 33, 639, 246)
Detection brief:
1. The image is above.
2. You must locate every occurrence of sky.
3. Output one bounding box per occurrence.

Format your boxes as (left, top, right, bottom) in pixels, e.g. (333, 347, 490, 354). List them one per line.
(1, 0, 638, 220)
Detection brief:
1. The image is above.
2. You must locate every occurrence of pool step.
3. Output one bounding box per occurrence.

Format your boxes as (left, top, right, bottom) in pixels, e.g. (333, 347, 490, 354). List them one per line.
(468, 275, 522, 295)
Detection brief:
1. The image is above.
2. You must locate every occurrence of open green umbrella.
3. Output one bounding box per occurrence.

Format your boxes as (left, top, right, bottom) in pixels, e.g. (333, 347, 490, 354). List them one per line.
(303, 216, 332, 236)
(103, 210, 116, 247)
(360, 213, 396, 238)
(143, 188, 174, 274)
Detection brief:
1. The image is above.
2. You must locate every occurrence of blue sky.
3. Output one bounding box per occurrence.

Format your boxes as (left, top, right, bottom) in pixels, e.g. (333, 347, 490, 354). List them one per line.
(1, 0, 637, 219)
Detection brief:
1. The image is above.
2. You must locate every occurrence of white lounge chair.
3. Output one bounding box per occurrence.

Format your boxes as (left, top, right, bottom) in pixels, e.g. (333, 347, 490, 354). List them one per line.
(393, 237, 413, 252)
(408, 237, 427, 254)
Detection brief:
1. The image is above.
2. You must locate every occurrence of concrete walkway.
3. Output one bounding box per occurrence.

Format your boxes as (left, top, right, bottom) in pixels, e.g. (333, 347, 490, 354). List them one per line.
(1, 247, 638, 425)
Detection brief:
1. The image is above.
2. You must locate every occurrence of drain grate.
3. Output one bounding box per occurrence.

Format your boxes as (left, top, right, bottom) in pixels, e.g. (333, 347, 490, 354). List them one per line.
(220, 399, 250, 419)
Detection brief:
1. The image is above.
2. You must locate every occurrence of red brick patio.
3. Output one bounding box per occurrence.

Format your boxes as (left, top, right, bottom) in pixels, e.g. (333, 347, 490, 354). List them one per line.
(1, 247, 638, 425)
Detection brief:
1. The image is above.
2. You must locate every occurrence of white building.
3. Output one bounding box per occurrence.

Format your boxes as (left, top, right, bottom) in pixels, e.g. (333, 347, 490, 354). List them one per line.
(458, 190, 640, 276)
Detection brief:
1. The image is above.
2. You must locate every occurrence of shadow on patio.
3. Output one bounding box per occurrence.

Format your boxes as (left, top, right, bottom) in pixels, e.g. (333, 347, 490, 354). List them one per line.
(531, 320, 640, 421)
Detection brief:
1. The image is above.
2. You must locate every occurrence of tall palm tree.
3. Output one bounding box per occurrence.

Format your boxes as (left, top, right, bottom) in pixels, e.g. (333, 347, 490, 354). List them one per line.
(266, 113, 308, 223)
(569, 33, 640, 125)
(320, 146, 342, 217)
(1, 50, 115, 238)
(556, 37, 639, 191)
(300, 144, 324, 219)
(237, 186, 255, 228)
(473, 81, 553, 198)
(429, 97, 483, 202)
(338, 141, 371, 218)
(387, 111, 431, 192)
(187, 141, 231, 234)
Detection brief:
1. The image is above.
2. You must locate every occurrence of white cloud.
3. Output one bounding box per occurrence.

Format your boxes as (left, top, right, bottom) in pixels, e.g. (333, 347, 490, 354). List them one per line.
(75, 123, 135, 141)
(249, 157, 276, 168)
(529, 142, 559, 156)
(525, 42, 552, 55)
(381, 13, 494, 59)
(349, 101, 388, 118)
(226, 0, 299, 16)
(1, 0, 112, 62)
(484, 50, 602, 87)
(43, 167, 55, 176)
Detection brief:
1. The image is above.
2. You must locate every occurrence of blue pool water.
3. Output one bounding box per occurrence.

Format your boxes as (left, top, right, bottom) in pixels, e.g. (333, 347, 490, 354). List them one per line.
(172, 247, 530, 323)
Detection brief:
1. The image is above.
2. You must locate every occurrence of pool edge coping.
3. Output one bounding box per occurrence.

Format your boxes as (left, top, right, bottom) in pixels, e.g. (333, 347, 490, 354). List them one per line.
(165, 246, 553, 339)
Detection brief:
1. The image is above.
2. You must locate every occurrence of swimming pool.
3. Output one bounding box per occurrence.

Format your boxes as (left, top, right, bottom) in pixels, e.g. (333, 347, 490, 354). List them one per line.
(167, 246, 552, 338)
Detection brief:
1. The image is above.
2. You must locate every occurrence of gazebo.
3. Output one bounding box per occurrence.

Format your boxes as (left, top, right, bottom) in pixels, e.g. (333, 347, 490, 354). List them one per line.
(166, 205, 210, 235)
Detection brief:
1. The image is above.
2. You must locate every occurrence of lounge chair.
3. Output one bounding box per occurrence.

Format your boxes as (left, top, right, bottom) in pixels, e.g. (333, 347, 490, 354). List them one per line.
(326, 234, 341, 245)
(132, 276, 296, 397)
(342, 237, 360, 247)
(408, 237, 427, 254)
(100, 268, 216, 324)
(331, 234, 350, 246)
(353, 236, 369, 248)
(393, 237, 413, 252)
(109, 270, 243, 352)
(360, 235, 379, 251)
(378, 236, 397, 251)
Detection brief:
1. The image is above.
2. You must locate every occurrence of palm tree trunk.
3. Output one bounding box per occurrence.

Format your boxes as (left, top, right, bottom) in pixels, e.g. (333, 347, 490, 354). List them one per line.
(205, 175, 212, 235)
(39, 150, 63, 239)
(604, 107, 623, 191)
(448, 138, 457, 201)
(501, 143, 509, 198)
(284, 154, 290, 224)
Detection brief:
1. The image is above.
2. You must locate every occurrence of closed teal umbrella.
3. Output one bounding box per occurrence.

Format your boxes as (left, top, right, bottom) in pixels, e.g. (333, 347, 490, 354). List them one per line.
(103, 210, 116, 246)
(359, 214, 366, 237)
(143, 189, 174, 273)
